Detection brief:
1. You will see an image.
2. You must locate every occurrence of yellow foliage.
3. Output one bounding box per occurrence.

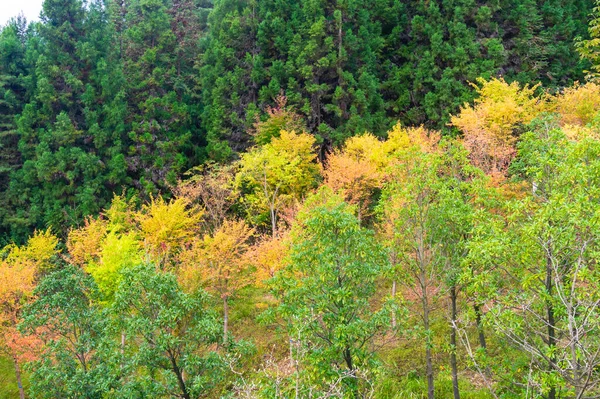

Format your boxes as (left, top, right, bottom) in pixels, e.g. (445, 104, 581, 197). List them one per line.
(179, 219, 254, 297)
(561, 124, 600, 141)
(236, 130, 321, 235)
(4, 229, 59, 274)
(554, 82, 600, 126)
(85, 232, 141, 301)
(136, 196, 203, 264)
(343, 133, 387, 167)
(385, 124, 441, 156)
(0, 230, 59, 324)
(451, 77, 543, 175)
(103, 195, 136, 233)
(252, 233, 290, 286)
(67, 217, 108, 267)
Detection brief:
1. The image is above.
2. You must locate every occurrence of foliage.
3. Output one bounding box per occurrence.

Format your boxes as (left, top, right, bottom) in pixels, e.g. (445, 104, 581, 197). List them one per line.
(236, 130, 320, 236)
(136, 196, 203, 266)
(112, 263, 228, 399)
(19, 266, 116, 399)
(451, 77, 544, 175)
(270, 201, 390, 397)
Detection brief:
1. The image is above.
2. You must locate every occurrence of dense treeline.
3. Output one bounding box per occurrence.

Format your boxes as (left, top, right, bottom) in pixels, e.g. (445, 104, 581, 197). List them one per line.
(0, 0, 594, 242)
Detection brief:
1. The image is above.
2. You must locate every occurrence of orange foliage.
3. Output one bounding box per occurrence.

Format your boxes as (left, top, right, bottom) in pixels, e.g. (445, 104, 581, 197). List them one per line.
(0, 230, 58, 365)
(324, 151, 381, 222)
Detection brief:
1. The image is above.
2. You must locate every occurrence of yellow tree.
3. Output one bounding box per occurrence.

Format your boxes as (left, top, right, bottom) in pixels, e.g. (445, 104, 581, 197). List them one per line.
(553, 82, 600, 126)
(451, 78, 544, 176)
(136, 196, 203, 267)
(174, 163, 238, 233)
(67, 217, 108, 268)
(0, 230, 58, 399)
(236, 130, 321, 237)
(179, 219, 254, 343)
(324, 134, 383, 223)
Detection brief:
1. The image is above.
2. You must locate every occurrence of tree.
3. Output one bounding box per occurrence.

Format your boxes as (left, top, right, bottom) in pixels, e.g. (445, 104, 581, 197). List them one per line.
(0, 229, 58, 399)
(451, 77, 544, 177)
(252, 231, 289, 287)
(270, 195, 390, 397)
(174, 162, 238, 233)
(553, 82, 600, 126)
(577, 0, 600, 79)
(434, 140, 489, 399)
(379, 143, 445, 399)
(179, 218, 254, 344)
(236, 130, 320, 237)
(112, 263, 226, 399)
(121, 0, 205, 193)
(8, 0, 129, 237)
(0, 17, 30, 242)
(20, 265, 115, 399)
(135, 196, 202, 267)
(466, 122, 600, 398)
(324, 133, 383, 223)
(251, 94, 306, 146)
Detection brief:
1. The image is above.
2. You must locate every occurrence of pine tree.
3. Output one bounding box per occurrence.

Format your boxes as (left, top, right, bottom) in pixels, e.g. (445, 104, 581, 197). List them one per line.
(8, 0, 128, 237)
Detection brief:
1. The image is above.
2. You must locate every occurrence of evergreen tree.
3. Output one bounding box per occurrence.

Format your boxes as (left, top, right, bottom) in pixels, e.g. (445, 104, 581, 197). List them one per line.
(122, 0, 207, 194)
(0, 17, 31, 242)
(8, 0, 128, 237)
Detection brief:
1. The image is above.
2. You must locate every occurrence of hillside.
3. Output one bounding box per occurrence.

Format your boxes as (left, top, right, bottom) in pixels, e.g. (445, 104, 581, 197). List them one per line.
(1, 0, 600, 398)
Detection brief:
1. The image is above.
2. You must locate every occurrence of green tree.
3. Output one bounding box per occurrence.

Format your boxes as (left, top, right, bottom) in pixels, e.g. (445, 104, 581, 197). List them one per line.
(379, 142, 446, 399)
(469, 122, 600, 398)
(121, 0, 207, 194)
(111, 263, 226, 399)
(20, 265, 116, 399)
(0, 17, 31, 242)
(271, 195, 390, 397)
(9, 0, 128, 237)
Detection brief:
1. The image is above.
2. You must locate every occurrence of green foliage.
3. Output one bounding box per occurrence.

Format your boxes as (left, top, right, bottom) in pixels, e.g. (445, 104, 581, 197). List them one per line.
(20, 265, 117, 399)
(200, 0, 591, 152)
(270, 200, 391, 397)
(111, 263, 228, 398)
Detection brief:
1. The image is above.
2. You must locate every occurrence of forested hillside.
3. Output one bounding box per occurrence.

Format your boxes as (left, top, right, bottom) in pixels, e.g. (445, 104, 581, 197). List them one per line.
(2, 0, 600, 398)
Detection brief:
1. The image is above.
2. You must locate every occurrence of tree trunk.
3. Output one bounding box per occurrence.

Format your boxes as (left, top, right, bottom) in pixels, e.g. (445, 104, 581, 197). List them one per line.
(223, 295, 229, 345)
(473, 303, 487, 350)
(270, 205, 277, 239)
(13, 356, 25, 399)
(169, 355, 190, 399)
(545, 254, 556, 399)
(422, 276, 434, 399)
(450, 286, 460, 399)
(343, 347, 359, 399)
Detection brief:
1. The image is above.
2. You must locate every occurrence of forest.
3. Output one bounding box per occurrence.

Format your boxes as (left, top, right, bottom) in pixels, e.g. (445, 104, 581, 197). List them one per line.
(1, 0, 600, 397)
